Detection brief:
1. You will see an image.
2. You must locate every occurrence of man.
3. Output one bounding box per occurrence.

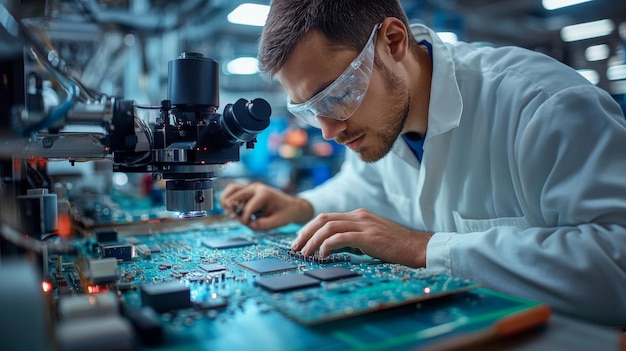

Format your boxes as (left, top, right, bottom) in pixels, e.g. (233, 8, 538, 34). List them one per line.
(220, 0, 626, 326)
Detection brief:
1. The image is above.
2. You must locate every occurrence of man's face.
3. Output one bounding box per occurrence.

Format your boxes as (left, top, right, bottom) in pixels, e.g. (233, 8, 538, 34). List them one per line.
(277, 29, 410, 163)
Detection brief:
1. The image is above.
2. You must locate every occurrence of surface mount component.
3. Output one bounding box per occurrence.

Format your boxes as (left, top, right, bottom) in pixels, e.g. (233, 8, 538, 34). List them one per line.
(304, 267, 361, 281)
(94, 227, 118, 243)
(140, 281, 191, 313)
(202, 237, 255, 249)
(134, 244, 152, 258)
(88, 257, 118, 284)
(198, 263, 227, 273)
(255, 274, 321, 292)
(238, 258, 297, 275)
(58, 293, 119, 321)
(100, 241, 132, 262)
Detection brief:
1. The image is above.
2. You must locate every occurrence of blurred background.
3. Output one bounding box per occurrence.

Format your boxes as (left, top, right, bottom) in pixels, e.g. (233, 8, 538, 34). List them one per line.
(2, 0, 625, 217)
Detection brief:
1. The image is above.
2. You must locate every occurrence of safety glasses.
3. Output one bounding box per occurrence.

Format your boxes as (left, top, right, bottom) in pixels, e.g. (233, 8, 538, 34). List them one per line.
(286, 24, 381, 128)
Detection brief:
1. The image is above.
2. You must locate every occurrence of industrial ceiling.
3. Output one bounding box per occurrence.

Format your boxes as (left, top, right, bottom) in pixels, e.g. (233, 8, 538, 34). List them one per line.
(3, 0, 625, 102)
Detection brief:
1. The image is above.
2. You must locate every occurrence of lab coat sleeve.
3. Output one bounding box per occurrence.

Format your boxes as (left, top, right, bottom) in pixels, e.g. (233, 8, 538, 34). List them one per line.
(427, 85, 626, 326)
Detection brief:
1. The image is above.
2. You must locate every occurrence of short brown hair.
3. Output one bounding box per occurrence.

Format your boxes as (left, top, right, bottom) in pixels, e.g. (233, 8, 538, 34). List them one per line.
(258, 0, 414, 77)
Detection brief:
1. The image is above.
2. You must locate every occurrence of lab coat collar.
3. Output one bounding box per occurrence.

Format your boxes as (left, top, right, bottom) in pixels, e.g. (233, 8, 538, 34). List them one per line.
(410, 23, 463, 138)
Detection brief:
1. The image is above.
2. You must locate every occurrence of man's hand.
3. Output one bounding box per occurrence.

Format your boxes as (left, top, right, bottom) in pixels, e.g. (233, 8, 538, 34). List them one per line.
(291, 208, 432, 268)
(219, 182, 314, 231)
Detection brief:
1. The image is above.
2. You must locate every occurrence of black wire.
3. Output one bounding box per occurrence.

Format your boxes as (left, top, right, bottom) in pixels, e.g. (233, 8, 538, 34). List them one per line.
(134, 104, 162, 110)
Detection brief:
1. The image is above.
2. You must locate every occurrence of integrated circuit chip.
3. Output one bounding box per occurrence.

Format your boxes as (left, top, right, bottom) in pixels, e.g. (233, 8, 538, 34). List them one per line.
(202, 237, 255, 249)
(255, 274, 320, 292)
(140, 281, 191, 313)
(94, 227, 118, 243)
(238, 258, 296, 275)
(304, 267, 361, 282)
(198, 263, 227, 273)
(100, 241, 132, 262)
(134, 244, 152, 259)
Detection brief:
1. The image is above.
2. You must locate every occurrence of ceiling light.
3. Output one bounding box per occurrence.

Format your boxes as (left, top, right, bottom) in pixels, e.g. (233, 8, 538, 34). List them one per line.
(576, 69, 599, 85)
(585, 44, 610, 61)
(225, 57, 259, 75)
(607, 64, 626, 81)
(560, 19, 615, 42)
(227, 3, 270, 26)
(437, 32, 458, 44)
(542, 0, 592, 10)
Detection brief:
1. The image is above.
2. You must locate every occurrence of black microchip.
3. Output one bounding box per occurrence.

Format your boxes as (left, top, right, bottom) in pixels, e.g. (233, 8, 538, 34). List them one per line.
(255, 274, 321, 292)
(198, 263, 226, 273)
(202, 237, 255, 249)
(100, 242, 132, 262)
(94, 227, 117, 243)
(140, 281, 191, 313)
(238, 258, 296, 274)
(304, 267, 361, 281)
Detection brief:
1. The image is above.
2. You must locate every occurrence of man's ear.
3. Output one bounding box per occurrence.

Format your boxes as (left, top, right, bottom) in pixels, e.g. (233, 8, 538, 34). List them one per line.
(379, 17, 409, 62)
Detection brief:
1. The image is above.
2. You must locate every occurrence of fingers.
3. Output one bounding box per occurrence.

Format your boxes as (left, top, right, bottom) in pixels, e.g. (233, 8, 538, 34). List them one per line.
(293, 213, 355, 257)
(247, 214, 283, 231)
(220, 182, 313, 232)
(220, 183, 257, 219)
(220, 182, 244, 198)
(219, 183, 246, 216)
(219, 182, 283, 229)
(239, 192, 265, 225)
(291, 213, 326, 251)
(318, 232, 355, 257)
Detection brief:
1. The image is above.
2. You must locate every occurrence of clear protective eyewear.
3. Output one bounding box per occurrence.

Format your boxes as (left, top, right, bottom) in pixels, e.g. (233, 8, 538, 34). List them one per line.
(286, 24, 381, 128)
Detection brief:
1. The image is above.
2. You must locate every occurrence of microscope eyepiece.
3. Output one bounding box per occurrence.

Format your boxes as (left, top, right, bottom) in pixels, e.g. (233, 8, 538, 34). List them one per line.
(215, 98, 271, 146)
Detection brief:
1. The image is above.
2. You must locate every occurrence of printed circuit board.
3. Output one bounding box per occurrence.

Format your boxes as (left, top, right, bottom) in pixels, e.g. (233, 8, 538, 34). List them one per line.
(46, 217, 546, 350)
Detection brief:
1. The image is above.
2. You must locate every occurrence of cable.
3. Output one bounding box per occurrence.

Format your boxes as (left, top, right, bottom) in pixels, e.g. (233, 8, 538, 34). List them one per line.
(0, 223, 77, 255)
(17, 83, 79, 136)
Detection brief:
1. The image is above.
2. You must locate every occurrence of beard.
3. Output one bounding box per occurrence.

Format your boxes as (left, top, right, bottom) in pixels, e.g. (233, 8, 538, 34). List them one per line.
(352, 55, 410, 163)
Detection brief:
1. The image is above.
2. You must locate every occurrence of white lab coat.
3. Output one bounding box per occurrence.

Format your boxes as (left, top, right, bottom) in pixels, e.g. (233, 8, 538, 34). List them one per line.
(298, 23, 626, 326)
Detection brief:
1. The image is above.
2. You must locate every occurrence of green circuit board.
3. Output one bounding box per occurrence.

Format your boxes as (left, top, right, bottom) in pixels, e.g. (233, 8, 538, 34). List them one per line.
(89, 221, 477, 324)
(46, 217, 547, 350)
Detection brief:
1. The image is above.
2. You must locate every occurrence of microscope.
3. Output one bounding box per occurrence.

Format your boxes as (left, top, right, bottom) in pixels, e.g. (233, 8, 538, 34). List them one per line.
(108, 51, 271, 215)
(0, 4, 272, 350)
(0, 3, 271, 241)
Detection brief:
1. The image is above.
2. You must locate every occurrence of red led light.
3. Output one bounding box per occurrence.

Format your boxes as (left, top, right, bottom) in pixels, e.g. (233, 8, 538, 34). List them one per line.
(42, 281, 53, 293)
(58, 213, 72, 237)
(87, 286, 108, 294)
(423, 287, 431, 294)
